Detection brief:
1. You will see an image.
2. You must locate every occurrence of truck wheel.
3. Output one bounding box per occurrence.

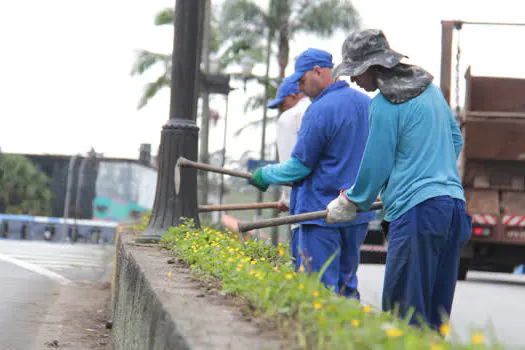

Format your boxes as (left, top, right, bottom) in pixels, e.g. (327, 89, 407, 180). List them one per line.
(458, 263, 468, 281)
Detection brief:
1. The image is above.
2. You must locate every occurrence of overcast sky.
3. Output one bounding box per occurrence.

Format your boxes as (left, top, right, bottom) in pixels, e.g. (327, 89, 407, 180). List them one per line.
(1, 0, 524, 162)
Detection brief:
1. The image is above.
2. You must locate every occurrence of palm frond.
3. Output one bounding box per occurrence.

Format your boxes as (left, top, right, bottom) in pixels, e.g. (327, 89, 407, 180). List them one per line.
(218, 0, 268, 42)
(154, 8, 174, 26)
(131, 50, 171, 76)
(138, 74, 170, 109)
(234, 116, 278, 137)
(290, 0, 361, 36)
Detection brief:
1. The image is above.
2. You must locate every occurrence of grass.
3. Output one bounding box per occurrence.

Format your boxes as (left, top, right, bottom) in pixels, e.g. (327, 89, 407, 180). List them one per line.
(159, 219, 503, 350)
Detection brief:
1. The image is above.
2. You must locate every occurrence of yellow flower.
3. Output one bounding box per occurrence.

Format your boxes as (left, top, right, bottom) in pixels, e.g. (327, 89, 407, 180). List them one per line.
(251, 260, 256, 265)
(249, 270, 255, 275)
(278, 248, 284, 256)
(257, 275, 263, 280)
(298, 284, 304, 290)
(350, 319, 359, 327)
(227, 257, 233, 263)
(236, 267, 241, 272)
(299, 265, 305, 272)
(312, 291, 319, 297)
(285, 273, 293, 280)
(439, 324, 450, 337)
(313, 300, 322, 309)
(260, 257, 266, 261)
(362, 305, 371, 313)
(385, 327, 403, 338)
(167, 271, 172, 277)
(471, 332, 484, 345)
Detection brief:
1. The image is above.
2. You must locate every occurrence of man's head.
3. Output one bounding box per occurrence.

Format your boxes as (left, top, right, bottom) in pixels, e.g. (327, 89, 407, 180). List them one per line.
(267, 77, 305, 113)
(288, 48, 334, 99)
(333, 29, 406, 92)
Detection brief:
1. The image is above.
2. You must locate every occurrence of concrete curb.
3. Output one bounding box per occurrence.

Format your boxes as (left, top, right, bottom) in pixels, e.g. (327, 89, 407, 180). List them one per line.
(112, 231, 280, 350)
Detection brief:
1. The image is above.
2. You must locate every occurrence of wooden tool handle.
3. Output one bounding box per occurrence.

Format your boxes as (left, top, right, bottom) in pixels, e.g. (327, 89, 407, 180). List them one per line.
(237, 201, 383, 232)
(177, 156, 292, 187)
(198, 202, 280, 212)
(178, 157, 252, 179)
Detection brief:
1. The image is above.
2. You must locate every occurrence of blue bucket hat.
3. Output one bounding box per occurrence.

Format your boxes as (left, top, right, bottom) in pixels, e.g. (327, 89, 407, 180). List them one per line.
(288, 48, 334, 84)
(267, 76, 300, 109)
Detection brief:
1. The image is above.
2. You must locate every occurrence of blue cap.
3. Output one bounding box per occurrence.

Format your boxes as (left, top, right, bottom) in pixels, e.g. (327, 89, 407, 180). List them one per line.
(288, 48, 334, 83)
(266, 76, 300, 109)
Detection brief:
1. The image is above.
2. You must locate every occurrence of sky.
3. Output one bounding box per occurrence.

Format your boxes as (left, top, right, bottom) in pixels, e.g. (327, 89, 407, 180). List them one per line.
(1, 0, 524, 163)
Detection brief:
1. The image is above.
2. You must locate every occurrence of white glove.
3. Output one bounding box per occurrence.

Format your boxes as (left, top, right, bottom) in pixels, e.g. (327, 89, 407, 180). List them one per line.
(326, 194, 357, 224)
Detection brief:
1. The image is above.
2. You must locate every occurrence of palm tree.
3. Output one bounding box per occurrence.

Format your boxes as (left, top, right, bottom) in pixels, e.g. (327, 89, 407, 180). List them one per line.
(222, 0, 361, 140)
(130, 8, 174, 110)
(219, 0, 360, 81)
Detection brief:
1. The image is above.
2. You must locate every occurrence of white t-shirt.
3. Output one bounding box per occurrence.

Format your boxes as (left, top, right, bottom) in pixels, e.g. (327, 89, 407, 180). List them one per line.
(276, 97, 311, 205)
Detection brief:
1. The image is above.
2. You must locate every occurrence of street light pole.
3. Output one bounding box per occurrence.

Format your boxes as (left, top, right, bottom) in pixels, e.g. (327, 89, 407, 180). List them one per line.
(136, 0, 205, 243)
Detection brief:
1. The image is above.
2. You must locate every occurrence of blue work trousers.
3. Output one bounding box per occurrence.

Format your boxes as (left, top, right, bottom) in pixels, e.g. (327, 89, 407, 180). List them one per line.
(296, 223, 368, 299)
(382, 196, 471, 329)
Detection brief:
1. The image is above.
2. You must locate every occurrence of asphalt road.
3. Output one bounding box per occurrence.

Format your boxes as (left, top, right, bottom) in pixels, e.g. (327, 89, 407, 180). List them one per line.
(357, 264, 525, 348)
(0, 240, 114, 350)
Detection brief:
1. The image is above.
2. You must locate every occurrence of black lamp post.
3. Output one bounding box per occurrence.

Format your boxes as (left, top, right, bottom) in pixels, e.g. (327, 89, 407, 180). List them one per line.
(136, 0, 205, 243)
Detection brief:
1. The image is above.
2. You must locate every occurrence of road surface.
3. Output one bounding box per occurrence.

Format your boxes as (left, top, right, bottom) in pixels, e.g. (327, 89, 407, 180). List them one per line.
(358, 264, 525, 348)
(0, 240, 114, 349)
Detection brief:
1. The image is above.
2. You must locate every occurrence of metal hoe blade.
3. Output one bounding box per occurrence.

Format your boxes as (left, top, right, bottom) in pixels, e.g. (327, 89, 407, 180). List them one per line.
(174, 160, 182, 195)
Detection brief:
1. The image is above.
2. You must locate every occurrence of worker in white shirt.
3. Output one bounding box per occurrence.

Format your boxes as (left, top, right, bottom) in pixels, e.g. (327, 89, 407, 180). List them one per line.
(266, 76, 311, 266)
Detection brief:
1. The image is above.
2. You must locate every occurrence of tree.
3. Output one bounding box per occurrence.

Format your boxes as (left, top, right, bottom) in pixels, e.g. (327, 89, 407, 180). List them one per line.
(222, 0, 361, 137)
(219, 0, 360, 81)
(0, 154, 53, 215)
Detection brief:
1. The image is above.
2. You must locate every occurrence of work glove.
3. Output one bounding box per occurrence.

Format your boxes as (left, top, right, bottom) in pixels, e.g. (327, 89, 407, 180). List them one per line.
(248, 168, 269, 192)
(326, 192, 357, 224)
(277, 191, 290, 212)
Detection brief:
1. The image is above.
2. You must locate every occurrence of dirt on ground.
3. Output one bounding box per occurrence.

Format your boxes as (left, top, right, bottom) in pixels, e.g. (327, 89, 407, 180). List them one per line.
(33, 282, 112, 349)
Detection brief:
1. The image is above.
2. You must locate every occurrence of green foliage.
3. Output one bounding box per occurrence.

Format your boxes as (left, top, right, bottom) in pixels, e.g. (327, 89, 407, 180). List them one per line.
(154, 8, 174, 26)
(160, 219, 502, 350)
(289, 0, 360, 36)
(130, 210, 151, 236)
(0, 154, 52, 215)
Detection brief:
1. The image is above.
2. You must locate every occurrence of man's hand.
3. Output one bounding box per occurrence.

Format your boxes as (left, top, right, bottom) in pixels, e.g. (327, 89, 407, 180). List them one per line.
(326, 193, 357, 223)
(276, 201, 289, 213)
(248, 168, 269, 192)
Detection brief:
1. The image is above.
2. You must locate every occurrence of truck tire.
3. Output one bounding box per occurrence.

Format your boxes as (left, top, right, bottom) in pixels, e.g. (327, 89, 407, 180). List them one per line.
(458, 262, 468, 281)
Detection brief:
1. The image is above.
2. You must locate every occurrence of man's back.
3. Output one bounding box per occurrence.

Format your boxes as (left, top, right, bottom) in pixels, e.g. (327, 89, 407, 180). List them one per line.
(276, 97, 310, 163)
(290, 81, 374, 225)
(369, 84, 464, 220)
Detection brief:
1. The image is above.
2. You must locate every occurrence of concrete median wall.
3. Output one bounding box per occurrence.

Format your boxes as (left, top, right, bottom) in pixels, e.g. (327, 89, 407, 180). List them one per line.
(112, 230, 279, 350)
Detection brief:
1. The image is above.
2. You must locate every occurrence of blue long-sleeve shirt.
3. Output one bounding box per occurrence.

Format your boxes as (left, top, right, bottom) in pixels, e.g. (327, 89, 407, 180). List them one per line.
(343, 84, 465, 222)
(261, 80, 375, 226)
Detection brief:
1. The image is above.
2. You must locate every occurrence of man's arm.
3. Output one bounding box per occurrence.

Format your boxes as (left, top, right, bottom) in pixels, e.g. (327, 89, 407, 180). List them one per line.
(448, 110, 463, 159)
(343, 101, 398, 209)
(248, 157, 311, 192)
(248, 109, 320, 191)
(262, 157, 311, 183)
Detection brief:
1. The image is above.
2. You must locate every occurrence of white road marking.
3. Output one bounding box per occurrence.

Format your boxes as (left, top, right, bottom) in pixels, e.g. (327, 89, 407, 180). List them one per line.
(0, 253, 71, 285)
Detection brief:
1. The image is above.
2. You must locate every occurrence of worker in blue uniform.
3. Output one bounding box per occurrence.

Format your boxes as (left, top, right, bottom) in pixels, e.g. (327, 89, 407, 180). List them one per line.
(248, 48, 374, 299)
(326, 29, 472, 328)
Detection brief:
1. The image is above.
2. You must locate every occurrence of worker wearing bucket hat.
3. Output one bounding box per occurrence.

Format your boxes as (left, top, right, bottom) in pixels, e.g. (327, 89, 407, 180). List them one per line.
(267, 76, 310, 266)
(249, 48, 375, 299)
(326, 29, 471, 329)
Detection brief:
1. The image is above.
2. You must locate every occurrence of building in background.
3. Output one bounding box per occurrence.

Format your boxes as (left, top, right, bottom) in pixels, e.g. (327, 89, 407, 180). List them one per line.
(9, 144, 157, 222)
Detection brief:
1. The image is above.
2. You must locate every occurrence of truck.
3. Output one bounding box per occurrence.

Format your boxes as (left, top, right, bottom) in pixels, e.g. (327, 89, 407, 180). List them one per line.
(441, 20, 525, 280)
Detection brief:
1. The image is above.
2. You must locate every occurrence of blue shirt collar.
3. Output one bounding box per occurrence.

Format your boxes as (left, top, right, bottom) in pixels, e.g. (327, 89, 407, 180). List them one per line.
(313, 80, 349, 102)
